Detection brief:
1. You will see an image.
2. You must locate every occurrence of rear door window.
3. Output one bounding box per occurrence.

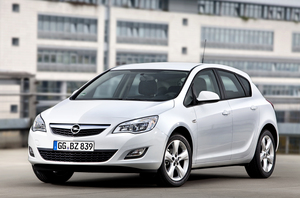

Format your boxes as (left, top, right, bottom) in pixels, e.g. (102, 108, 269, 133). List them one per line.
(217, 70, 245, 99)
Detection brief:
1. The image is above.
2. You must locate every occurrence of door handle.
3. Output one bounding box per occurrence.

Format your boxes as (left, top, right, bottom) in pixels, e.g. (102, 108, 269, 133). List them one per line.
(222, 110, 230, 116)
(250, 105, 257, 111)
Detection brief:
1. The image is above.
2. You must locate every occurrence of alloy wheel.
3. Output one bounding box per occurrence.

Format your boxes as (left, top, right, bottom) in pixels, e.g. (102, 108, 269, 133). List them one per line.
(164, 140, 189, 181)
(260, 135, 275, 172)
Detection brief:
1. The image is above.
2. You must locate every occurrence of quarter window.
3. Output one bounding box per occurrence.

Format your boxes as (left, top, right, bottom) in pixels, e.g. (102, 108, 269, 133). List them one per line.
(238, 75, 251, 97)
(218, 70, 245, 99)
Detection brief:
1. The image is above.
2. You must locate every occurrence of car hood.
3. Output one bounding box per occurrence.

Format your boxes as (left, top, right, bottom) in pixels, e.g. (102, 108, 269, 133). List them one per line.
(41, 99, 174, 124)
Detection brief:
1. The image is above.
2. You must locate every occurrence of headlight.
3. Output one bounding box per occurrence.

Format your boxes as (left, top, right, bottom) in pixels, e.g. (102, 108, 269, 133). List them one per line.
(113, 116, 158, 134)
(32, 114, 46, 132)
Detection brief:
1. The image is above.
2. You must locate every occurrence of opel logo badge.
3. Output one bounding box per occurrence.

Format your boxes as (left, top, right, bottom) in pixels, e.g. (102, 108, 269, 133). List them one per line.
(71, 124, 80, 134)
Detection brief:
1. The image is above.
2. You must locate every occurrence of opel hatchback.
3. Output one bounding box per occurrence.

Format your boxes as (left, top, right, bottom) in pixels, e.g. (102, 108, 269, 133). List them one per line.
(28, 63, 278, 187)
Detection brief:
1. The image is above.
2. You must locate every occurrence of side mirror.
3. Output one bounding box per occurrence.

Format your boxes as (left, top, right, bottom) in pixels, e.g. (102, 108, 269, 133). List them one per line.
(197, 91, 220, 102)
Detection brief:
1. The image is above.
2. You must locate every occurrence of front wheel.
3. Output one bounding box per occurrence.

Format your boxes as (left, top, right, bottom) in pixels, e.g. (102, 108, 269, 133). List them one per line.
(245, 130, 276, 178)
(32, 166, 74, 183)
(157, 134, 192, 187)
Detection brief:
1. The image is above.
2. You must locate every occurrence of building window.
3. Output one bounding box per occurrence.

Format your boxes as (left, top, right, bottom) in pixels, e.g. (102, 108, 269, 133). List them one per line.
(37, 47, 97, 73)
(10, 105, 18, 113)
(259, 85, 300, 97)
(12, 38, 19, 46)
(292, 33, 300, 52)
(116, 52, 167, 66)
(104, 20, 108, 42)
(291, 9, 300, 21)
(103, 51, 108, 71)
(182, 47, 187, 54)
(182, 18, 188, 26)
(201, 26, 273, 51)
(221, 2, 240, 17)
(197, 0, 300, 22)
(46, 0, 101, 5)
(37, 81, 86, 94)
(38, 14, 98, 42)
(198, 0, 214, 14)
(244, 4, 262, 18)
(117, 21, 168, 46)
(289, 137, 300, 154)
(36, 81, 86, 101)
(289, 111, 300, 123)
(205, 59, 300, 77)
(37, 81, 62, 93)
(295, 13, 299, 21)
(275, 111, 285, 123)
(113, 0, 168, 10)
(12, 4, 19, 12)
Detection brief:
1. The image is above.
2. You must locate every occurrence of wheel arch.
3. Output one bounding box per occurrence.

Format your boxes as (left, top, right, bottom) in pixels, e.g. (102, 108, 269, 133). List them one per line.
(170, 126, 194, 155)
(260, 123, 278, 149)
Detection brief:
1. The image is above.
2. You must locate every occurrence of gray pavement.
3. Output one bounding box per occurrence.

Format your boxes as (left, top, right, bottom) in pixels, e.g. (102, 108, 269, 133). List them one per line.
(1, 148, 300, 198)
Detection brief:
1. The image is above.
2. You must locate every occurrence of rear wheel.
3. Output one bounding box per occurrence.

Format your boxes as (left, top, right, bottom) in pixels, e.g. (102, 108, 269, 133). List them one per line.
(157, 134, 192, 187)
(32, 166, 74, 183)
(245, 130, 276, 178)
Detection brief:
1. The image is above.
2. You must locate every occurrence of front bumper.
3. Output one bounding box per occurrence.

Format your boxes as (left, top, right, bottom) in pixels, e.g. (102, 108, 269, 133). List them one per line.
(32, 164, 158, 173)
(28, 127, 167, 171)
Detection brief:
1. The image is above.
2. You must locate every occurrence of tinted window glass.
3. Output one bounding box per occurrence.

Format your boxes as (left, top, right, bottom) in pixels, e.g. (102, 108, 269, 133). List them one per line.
(238, 75, 251, 97)
(218, 70, 245, 99)
(184, 69, 220, 106)
(93, 74, 124, 98)
(75, 70, 188, 101)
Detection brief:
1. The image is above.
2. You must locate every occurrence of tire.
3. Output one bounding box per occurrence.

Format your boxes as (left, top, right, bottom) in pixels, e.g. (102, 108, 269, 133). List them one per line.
(245, 130, 276, 178)
(157, 134, 192, 187)
(32, 166, 74, 184)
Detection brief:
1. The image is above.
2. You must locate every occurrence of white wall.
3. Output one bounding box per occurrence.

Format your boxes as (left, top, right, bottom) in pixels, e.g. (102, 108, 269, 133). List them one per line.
(0, 0, 105, 82)
(108, 6, 300, 70)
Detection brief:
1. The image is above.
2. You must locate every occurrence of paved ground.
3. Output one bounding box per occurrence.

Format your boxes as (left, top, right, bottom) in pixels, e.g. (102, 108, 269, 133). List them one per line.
(1, 148, 300, 198)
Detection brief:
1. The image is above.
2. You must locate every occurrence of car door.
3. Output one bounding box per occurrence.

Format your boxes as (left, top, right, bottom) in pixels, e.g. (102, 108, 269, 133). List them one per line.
(217, 70, 259, 160)
(184, 69, 233, 164)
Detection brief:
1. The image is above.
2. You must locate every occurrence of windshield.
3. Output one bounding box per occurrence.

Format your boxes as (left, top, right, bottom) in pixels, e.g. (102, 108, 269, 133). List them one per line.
(74, 70, 189, 101)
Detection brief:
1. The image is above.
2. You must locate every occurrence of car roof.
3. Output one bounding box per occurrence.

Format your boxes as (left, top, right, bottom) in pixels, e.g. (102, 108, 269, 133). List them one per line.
(111, 62, 251, 80)
(112, 62, 201, 71)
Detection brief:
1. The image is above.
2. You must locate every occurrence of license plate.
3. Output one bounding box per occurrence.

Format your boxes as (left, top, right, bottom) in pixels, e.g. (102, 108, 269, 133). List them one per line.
(53, 141, 94, 151)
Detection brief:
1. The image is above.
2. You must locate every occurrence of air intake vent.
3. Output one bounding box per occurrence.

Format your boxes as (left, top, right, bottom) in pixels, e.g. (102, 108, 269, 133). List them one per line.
(38, 148, 117, 162)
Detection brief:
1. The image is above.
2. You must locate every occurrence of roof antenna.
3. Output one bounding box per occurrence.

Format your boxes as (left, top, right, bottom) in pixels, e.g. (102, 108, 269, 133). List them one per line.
(201, 39, 207, 63)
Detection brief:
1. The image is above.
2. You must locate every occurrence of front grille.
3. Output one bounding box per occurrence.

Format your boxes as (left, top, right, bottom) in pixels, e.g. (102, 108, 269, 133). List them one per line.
(51, 128, 105, 137)
(50, 124, 110, 137)
(38, 148, 117, 162)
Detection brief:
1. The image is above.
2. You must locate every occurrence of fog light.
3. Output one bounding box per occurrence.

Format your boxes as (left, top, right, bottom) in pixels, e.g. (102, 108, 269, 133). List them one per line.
(125, 147, 148, 159)
(29, 146, 35, 157)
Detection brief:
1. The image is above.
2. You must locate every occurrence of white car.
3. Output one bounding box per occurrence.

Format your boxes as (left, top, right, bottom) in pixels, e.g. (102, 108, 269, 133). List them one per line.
(28, 63, 278, 187)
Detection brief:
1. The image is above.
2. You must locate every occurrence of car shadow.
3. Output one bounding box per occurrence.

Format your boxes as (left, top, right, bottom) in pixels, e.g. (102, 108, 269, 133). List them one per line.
(189, 172, 249, 181)
(59, 174, 157, 188)
(55, 172, 249, 188)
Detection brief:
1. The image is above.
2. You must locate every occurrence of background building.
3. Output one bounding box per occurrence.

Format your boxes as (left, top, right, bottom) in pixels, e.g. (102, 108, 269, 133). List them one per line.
(0, 0, 300, 153)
